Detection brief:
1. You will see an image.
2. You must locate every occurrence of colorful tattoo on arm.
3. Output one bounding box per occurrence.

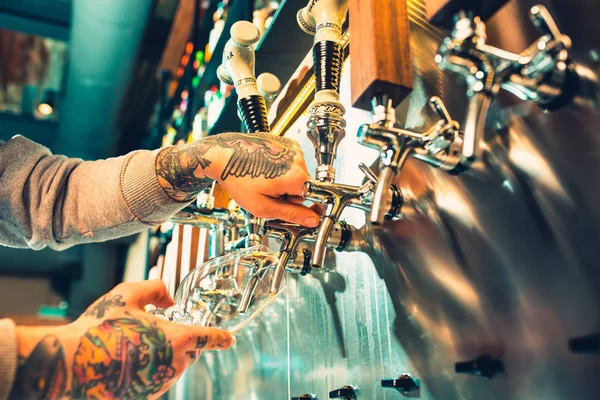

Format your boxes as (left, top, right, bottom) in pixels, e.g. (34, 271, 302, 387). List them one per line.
(10, 336, 67, 400)
(72, 316, 175, 399)
(83, 294, 126, 319)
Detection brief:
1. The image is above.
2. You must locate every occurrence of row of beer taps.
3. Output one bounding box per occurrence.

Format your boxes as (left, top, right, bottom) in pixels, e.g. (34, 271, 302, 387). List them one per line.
(168, 0, 586, 301)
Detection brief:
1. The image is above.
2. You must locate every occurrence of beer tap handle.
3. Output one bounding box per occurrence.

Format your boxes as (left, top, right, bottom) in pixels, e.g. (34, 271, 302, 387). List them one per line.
(257, 72, 281, 112)
(529, 5, 563, 41)
(217, 21, 270, 134)
(429, 96, 453, 125)
(358, 162, 378, 184)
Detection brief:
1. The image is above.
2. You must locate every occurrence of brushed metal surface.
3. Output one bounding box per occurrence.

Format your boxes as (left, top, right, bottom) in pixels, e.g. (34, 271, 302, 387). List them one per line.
(177, 0, 600, 398)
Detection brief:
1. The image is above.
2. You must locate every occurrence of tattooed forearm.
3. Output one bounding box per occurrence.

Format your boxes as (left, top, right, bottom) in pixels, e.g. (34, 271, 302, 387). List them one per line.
(11, 315, 178, 400)
(10, 336, 67, 400)
(83, 294, 126, 318)
(156, 144, 214, 202)
(156, 132, 297, 201)
(72, 315, 175, 399)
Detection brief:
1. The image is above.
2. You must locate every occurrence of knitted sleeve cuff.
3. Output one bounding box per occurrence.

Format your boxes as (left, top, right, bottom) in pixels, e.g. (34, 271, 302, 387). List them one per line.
(120, 149, 191, 225)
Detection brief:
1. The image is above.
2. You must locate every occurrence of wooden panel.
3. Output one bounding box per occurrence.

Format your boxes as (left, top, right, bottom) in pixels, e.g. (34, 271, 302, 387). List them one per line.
(349, 0, 413, 110)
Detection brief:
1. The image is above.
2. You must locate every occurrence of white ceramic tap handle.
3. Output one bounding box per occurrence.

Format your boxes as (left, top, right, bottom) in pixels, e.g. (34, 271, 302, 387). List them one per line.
(296, 0, 348, 42)
(217, 21, 262, 99)
(257, 72, 281, 98)
(230, 20, 261, 46)
(257, 72, 281, 113)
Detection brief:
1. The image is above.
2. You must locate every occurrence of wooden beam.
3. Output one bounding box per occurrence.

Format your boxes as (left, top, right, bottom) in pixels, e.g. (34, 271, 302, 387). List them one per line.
(158, 0, 195, 77)
(349, 0, 413, 111)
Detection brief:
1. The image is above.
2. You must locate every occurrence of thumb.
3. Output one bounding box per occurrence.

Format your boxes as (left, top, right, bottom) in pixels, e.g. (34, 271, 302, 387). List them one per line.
(170, 325, 236, 352)
(259, 196, 320, 227)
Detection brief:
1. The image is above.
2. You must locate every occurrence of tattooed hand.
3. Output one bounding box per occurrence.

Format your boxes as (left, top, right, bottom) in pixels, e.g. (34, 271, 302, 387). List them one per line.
(10, 280, 235, 400)
(156, 132, 320, 227)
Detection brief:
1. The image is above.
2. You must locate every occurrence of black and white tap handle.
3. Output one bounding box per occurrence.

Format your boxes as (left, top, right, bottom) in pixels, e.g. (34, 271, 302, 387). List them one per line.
(217, 21, 271, 133)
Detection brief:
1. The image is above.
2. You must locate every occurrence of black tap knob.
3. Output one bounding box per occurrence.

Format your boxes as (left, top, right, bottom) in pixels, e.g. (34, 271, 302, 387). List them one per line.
(455, 354, 504, 379)
(569, 333, 600, 354)
(381, 374, 420, 395)
(329, 385, 357, 399)
(429, 0, 509, 29)
(292, 394, 318, 400)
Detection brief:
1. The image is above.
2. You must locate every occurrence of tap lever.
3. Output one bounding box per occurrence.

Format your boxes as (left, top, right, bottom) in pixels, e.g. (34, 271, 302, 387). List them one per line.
(263, 219, 316, 293)
(358, 163, 378, 184)
(429, 96, 453, 125)
(529, 5, 562, 41)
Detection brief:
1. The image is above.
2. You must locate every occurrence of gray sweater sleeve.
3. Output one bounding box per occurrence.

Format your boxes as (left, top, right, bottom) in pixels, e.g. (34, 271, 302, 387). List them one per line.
(0, 135, 190, 399)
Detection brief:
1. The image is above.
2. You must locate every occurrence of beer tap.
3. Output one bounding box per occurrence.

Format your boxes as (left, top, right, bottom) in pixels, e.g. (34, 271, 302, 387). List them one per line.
(263, 219, 356, 294)
(357, 95, 463, 223)
(217, 21, 280, 248)
(257, 72, 281, 112)
(429, 1, 582, 170)
(297, 0, 348, 182)
(297, 0, 368, 269)
(303, 164, 402, 268)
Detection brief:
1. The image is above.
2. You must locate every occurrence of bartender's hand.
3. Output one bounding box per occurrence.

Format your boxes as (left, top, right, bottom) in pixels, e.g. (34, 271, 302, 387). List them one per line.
(156, 132, 320, 227)
(10, 280, 234, 400)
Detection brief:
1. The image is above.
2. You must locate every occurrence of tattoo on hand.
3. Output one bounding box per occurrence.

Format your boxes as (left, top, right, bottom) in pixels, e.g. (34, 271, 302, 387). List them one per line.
(83, 294, 126, 319)
(196, 335, 209, 349)
(209, 132, 296, 181)
(10, 336, 67, 400)
(73, 315, 175, 398)
(156, 132, 296, 201)
(11, 315, 177, 400)
(156, 144, 214, 201)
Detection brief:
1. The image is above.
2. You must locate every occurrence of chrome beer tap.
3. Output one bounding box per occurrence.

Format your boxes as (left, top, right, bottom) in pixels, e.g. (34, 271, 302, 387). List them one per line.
(303, 163, 402, 268)
(358, 95, 463, 223)
(297, 0, 373, 269)
(262, 218, 356, 295)
(430, 2, 582, 170)
(297, 0, 349, 182)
